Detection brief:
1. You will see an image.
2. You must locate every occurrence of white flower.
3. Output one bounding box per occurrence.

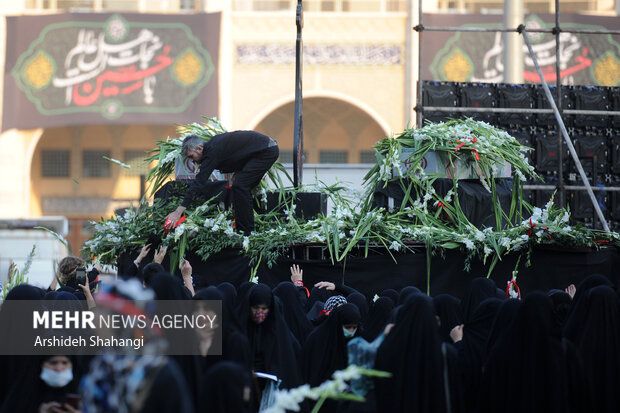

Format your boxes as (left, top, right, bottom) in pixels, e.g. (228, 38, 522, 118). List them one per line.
(389, 241, 401, 251)
(373, 294, 379, 302)
(463, 239, 475, 250)
(161, 150, 180, 165)
(242, 236, 250, 250)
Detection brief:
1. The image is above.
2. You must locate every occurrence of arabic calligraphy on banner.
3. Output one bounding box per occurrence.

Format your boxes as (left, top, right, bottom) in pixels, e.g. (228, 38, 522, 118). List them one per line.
(3, 13, 220, 131)
(423, 13, 620, 86)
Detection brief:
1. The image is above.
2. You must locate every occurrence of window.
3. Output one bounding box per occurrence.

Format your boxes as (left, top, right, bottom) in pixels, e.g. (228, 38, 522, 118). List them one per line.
(83, 150, 111, 178)
(123, 150, 150, 176)
(320, 150, 348, 164)
(279, 150, 307, 164)
(360, 151, 377, 164)
(42, 150, 70, 177)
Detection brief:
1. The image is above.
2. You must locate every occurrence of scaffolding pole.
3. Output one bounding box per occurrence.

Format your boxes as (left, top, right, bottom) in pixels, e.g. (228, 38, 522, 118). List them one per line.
(521, 27, 610, 232)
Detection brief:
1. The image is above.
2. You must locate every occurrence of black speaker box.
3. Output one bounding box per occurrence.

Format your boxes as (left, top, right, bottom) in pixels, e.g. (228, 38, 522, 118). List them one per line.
(262, 191, 327, 219)
(535, 131, 570, 173)
(569, 189, 607, 221)
(573, 133, 608, 176)
(534, 85, 574, 128)
(422, 81, 459, 123)
(458, 82, 497, 124)
(573, 86, 609, 129)
(496, 83, 534, 127)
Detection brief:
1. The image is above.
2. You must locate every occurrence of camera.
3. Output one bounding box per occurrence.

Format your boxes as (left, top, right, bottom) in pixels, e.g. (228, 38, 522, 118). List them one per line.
(76, 267, 86, 285)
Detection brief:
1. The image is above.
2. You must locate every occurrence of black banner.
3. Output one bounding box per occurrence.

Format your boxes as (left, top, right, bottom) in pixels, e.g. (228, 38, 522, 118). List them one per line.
(3, 13, 220, 131)
(422, 13, 620, 85)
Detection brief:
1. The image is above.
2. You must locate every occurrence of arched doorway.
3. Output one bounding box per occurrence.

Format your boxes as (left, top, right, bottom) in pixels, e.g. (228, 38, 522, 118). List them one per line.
(253, 97, 388, 164)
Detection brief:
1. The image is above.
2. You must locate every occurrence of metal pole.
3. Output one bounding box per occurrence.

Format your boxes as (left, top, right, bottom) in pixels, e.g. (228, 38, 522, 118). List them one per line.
(405, 0, 414, 126)
(417, 26, 620, 35)
(503, 0, 523, 83)
(293, 0, 304, 187)
(554, 0, 565, 207)
(521, 28, 610, 232)
(416, 0, 423, 128)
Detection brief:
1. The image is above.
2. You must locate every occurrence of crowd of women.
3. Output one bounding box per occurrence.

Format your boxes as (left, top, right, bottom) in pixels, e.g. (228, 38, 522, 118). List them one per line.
(0, 249, 618, 413)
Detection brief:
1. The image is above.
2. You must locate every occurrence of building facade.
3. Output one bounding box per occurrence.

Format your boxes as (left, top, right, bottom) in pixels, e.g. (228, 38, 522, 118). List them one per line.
(0, 0, 617, 251)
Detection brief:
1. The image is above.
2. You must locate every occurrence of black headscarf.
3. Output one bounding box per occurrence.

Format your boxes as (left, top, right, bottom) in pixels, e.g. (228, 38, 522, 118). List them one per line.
(374, 294, 450, 413)
(480, 292, 583, 413)
(362, 297, 395, 342)
(302, 303, 361, 388)
(204, 361, 252, 413)
(141, 262, 166, 284)
(433, 293, 462, 343)
(485, 298, 521, 357)
(237, 283, 302, 389)
(147, 272, 191, 300)
(547, 289, 572, 337)
(398, 286, 421, 305)
(380, 289, 399, 306)
(1, 355, 80, 413)
(217, 282, 238, 307)
(273, 282, 314, 345)
(460, 297, 502, 412)
(0, 284, 44, 409)
(347, 291, 369, 323)
(460, 277, 497, 324)
(564, 273, 614, 342)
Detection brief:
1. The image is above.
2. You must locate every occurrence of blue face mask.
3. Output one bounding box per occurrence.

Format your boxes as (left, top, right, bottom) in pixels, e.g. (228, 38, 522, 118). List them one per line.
(40, 367, 73, 388)
(343, 326, 357, 338)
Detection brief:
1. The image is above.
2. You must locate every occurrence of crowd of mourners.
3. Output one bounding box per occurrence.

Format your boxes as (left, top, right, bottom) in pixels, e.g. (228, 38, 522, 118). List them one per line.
(0, 242, 619, 413)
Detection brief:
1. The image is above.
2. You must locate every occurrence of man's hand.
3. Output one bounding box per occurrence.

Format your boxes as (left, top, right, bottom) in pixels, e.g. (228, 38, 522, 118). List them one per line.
(165, 206, 186, 230)
(565, 284, 576, 299)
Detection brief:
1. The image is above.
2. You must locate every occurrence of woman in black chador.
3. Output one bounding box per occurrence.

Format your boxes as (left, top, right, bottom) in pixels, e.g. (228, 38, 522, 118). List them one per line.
(302, 303, 361, 387)
(374, 294, 463, 413)
(564, 285, 620, 413)
(480, 292, 589, 413)
(237, 283, 302, 390)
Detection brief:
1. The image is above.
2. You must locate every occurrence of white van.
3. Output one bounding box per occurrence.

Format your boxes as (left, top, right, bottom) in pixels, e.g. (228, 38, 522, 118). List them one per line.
(0, 217, 70, 290)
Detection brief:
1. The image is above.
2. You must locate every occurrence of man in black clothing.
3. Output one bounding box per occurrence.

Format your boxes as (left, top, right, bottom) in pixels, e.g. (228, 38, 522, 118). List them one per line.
(165, 131, 279, 235)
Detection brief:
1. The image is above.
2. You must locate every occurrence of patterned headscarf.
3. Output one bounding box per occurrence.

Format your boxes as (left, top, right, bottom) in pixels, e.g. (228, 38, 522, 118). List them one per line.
(323, 295, 347, 313)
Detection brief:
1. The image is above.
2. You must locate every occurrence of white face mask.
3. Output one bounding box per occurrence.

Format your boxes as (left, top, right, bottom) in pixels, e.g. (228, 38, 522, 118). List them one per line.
(343, 326, 357, 338)
(40, 367, 73, 388)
